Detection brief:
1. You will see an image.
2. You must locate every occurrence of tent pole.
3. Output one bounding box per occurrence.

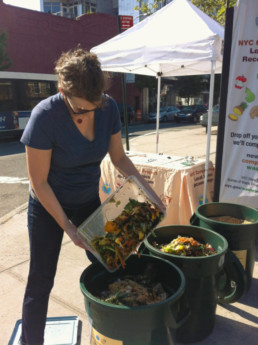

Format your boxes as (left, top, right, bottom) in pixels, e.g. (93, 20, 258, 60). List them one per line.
(156, 74, 161, 154)
(203, 55, 216, 204)
(121, 73, 130, 151)
(118, 15, 129, 151)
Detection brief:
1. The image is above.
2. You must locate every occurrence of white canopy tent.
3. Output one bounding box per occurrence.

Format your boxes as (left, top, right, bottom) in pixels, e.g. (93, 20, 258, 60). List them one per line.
(91, 0, 224, 202)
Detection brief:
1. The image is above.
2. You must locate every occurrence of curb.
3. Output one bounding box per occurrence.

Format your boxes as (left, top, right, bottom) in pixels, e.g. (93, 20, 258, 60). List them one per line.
(0, 202, 28, 225)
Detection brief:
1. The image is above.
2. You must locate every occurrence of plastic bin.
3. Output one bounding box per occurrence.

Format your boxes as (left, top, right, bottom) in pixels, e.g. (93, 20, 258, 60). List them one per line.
(190, 202, 258, 293)
(77, 176, 164, 272)
(80, 254, 188, 345)
(144, 225, 230, 343)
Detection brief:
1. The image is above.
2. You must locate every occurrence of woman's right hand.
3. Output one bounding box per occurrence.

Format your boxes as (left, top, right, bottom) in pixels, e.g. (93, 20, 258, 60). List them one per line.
(65, 222, 92, 250)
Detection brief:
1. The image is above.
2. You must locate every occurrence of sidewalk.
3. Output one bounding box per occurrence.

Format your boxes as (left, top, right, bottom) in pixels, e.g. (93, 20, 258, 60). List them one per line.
(1, 127, 257, 345)
(126, 125, 218, 165)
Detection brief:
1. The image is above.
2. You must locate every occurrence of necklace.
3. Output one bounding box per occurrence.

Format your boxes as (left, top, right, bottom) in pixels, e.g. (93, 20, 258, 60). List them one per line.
(63, 96, 95, 125)
(64, 97, 84, 124)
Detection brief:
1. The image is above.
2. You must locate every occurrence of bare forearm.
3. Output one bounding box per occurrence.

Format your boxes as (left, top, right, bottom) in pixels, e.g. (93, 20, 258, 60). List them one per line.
(112, 154, 139, 179)
(108, 132, 165, 211)
(32, 181, 70, 231)
(25, 146, 87, 249)
(31, 182, 88, 249)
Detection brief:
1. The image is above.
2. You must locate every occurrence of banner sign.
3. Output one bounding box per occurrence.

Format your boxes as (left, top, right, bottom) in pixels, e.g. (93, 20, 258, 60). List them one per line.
(219, 0, 258, 208)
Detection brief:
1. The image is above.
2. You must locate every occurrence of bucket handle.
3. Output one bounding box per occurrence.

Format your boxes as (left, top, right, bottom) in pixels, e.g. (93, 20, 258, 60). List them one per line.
(169, 295, 191, 329)
(174, 308, 191, 329)
(190, 213, 199, 226)
(217, 250, 248, 304)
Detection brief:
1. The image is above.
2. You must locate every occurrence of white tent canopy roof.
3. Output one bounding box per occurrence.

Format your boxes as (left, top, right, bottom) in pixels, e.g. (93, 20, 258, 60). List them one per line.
(91, 0, 225, 202)
(91, 0, 224, 77)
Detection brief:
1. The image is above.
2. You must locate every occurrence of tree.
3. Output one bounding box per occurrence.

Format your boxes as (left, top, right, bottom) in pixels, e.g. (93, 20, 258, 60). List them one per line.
(134, 0, 237, 26)
(191, 0, 236, 26)
(176, 76, 208, 105)
(135, 74, 157, 112)
(0, 29, 12, 71)
(135, 74, 156, 91)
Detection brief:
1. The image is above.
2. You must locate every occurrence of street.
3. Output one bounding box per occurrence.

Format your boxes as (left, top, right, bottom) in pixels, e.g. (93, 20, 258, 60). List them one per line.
(0, 122, 205, 219)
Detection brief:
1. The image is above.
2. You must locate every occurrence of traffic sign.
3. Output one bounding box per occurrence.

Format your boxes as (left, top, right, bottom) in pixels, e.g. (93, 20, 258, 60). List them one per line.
(119, 15, 133, 30)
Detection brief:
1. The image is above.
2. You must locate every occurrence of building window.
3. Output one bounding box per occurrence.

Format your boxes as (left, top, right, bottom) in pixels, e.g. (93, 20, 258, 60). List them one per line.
(43, 1, 97, 17)
(0, 82, 13, 111)
(44, 2, 61, 15)
(25, 82, 52, 99)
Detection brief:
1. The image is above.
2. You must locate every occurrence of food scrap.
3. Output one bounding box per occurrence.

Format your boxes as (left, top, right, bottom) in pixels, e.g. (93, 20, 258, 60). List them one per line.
(155, 236, 216, 257)
(209, 216, 252, 224)
(98, 272, 168, 306)
(91, 199, 163, 270)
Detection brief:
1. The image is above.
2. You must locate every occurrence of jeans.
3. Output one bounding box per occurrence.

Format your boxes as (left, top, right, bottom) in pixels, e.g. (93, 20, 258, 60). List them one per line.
(21, 195, 100, 345)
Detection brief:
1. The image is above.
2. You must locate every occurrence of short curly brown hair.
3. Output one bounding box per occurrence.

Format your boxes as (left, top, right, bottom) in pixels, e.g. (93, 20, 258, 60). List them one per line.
(55, 47, 108, 103)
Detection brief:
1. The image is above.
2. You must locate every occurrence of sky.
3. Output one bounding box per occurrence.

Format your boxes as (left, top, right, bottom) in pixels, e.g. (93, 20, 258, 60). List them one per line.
(3, 0, 41, 11)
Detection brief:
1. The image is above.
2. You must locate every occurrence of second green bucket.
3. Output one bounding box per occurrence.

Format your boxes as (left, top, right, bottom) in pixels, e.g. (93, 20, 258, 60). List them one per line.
(190, 202, 258, 292)
(144, 225, 229, 343)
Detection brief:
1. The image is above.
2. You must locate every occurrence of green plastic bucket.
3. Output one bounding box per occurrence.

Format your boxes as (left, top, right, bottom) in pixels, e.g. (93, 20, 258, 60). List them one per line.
(144, 225, 230, 344)
(190, 202, 258, 292)
(80, 254, 188, 345)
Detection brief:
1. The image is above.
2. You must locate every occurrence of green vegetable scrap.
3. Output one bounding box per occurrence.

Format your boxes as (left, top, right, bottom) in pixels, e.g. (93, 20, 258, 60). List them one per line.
(91, 199, 163, 270)
(157, 236, 216, 257)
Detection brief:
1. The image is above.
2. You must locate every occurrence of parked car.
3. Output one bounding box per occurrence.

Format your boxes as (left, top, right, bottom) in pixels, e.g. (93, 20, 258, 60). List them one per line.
(196, 104, 208, 112)
(200, 104, 220, 132)
(117, 104, 135, 124)
(144, 106, 180, 123)
(174, 104, 207, 123)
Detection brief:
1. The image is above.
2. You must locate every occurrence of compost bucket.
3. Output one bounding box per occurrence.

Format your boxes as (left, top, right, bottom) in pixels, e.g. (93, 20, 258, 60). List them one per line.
(80, 254, 188, 345)
(190, 202, 258, 293)
(144, 225, 231, 343)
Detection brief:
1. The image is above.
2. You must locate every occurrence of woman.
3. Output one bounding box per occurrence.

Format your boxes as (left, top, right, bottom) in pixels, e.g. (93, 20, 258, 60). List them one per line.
(19, 47, 165, 345)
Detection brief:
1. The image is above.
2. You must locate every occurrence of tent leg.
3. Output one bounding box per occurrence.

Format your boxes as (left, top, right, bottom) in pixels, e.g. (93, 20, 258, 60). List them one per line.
(203, 58, 216, 203)
(156, 75, 161, 154)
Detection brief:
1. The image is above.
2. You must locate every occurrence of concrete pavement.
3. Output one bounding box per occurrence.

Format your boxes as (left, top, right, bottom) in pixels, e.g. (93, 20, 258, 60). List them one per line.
(127, 126, 218, 165)
(0, 127, 257, 345)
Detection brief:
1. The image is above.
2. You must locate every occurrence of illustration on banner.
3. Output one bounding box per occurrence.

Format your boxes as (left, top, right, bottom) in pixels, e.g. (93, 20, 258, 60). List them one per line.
(228, 75, 257, 121)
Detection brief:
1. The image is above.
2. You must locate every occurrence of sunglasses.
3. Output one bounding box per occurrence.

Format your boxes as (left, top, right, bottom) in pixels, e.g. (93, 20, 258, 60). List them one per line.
(65, 96, 99, 115)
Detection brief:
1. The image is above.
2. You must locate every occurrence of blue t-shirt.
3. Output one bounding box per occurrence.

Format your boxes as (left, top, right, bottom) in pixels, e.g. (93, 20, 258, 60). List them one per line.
(21, 93, 121, 209)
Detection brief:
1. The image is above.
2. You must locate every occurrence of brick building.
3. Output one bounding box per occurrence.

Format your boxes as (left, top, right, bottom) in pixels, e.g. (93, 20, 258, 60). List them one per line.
(0, 0, 141, 112)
